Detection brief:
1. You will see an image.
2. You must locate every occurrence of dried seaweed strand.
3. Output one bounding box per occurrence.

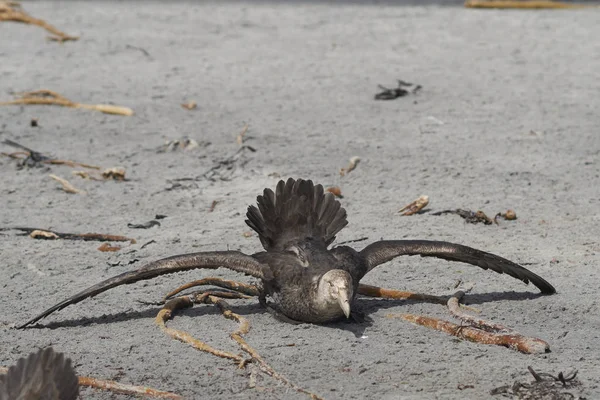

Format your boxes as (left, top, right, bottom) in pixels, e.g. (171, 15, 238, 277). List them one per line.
(0, 1, 78, 42)
(358, 283, 448, 305)
(77, 376, 182, 399)
(155, 296, 248, 363)
(0, 90, 133, 116)
(447, 290, 512, 333)
(465, 0, 596, 8)
(164, 277, 260, 301)
(207, 295, 324, 400)
(1, 227, 136, 243)
(0, 366, 182, 399)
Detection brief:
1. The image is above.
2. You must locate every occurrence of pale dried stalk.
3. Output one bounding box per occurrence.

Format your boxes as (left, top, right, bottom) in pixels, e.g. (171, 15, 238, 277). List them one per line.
(0, 90, 133, 116)
(49, 174, 83, 194)
(236, 124, 249, 145)
(0, 1, 78, 42)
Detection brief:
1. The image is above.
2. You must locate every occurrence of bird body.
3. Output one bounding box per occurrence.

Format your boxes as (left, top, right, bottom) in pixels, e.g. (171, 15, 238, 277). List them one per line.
(19, 178, 555, 329)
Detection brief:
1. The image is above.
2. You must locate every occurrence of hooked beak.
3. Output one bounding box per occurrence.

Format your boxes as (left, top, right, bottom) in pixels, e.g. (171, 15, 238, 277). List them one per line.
(337, 287, 351, 319)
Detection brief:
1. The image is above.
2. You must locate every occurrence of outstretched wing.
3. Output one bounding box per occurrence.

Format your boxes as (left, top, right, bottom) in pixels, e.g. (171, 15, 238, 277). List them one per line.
(359, 240, 556, 294)
(0, 347, 79, 400)
(19, 251, 271, 329)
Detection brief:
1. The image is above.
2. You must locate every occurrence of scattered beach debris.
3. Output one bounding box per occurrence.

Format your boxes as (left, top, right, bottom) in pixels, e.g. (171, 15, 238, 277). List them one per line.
(0, 1, 78, 42)
(128, 220, 161, 229)
(326, 186, 343, 198)
(432, 209, 496, 225)
(73, 167, 126, 181)
(1, 139, 101, 169)
(97, 243, 121, 252)
(202, 145, 256, 181)
(209, 200, 220, 212)
(340, 156, 360, 176)
(495, 209, 517, 223)
(491, 366, 581, 398)
(49, 174, 84, 194)
(375, 79, 422, 100)
(157, 137, 204, 152)
(0, 90, 133, 116)
(399, 195, 429, 216)
(180, 101, 197, 110)
(1, 227, 136, 243)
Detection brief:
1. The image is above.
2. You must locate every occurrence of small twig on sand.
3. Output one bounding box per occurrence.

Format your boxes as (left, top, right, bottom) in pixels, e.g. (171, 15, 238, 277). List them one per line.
(399, 195, 429, 216)
(1, 227, 136, 243)
(0, 90, 133, 115)
(0, 1, 78, 42)
(236, 124, 249, 146)
(340, 156, 360, 176)
(209, 200, 220, 212)
(465, 0, 596, 9)
(49, 174, 83, 194)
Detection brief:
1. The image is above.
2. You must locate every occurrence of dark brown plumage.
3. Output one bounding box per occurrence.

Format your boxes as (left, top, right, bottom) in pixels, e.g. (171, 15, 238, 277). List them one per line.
(19, 178, 555, 328)
(0, 347, 79, 400)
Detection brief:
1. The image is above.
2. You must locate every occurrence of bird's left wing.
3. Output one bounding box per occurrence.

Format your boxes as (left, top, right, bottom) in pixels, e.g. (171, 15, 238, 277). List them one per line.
(19, 251, 271, 328)
(359, 240, 555, 294)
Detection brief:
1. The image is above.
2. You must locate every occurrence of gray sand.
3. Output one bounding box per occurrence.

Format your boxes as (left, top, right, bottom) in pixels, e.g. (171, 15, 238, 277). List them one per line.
(1, 2, 599, 399)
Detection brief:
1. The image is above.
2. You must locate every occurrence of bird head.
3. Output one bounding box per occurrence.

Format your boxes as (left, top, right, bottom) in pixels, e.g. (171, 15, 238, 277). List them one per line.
(318, 269, 354, 319)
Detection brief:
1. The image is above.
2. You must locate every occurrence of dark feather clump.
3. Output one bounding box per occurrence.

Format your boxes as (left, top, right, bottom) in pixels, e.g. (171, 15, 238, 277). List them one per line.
(246, 178, 348, 250)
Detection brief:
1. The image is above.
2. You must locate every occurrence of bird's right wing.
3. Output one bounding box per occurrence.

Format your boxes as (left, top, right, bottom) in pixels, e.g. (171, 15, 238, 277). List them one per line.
(359, 240, 556, 294)
(19, 251, 271, 329)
